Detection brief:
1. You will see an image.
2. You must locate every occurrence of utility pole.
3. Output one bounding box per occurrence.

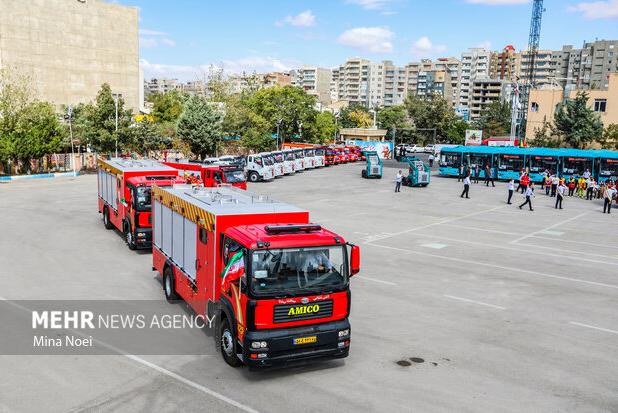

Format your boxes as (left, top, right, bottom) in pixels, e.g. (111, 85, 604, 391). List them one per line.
(276, 119, 282, 150)
(67, 105, 76, 176)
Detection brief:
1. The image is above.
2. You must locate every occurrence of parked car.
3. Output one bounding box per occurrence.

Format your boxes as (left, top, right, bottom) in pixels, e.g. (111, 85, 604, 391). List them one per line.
(424, 144, 435, 153)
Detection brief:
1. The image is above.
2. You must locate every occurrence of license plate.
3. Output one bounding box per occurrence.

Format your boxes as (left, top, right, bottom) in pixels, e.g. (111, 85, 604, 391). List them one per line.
(293, 336, 317, 345)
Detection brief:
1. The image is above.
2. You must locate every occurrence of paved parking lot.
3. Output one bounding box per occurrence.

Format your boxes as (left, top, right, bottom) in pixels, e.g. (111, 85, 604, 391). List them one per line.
(1, 163, 617, 412)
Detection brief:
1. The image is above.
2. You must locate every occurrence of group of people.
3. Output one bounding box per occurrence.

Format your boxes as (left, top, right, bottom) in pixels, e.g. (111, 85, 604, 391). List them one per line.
(459, 165, 617, 214)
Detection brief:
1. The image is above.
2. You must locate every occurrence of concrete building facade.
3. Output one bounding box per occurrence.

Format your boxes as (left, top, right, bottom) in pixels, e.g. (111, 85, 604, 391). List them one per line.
(469, 78, 506, 121)
(0, 0, 140, 111)
(459, 48, 491, 109)
(293, 66, 332, 105)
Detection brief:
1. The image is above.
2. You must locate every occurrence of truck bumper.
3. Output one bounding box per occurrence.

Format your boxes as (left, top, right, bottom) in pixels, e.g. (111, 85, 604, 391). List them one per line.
(243, 319, 350, 369)
(134, 228, 152, 250)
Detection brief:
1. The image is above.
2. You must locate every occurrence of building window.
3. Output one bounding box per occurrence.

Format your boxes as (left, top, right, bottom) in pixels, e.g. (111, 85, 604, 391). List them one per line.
(594, 99, 607, 113)
(531, 102, 539, 112)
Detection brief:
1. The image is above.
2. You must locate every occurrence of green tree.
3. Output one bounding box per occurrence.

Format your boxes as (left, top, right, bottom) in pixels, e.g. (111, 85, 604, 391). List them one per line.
(377, 105, 409, 138)
(553, 91, 603, 149)
(149, 90, 186, 123)
(531, 118, 560, 148)
(313, 112, 337, 144)
(404, 94, 457, 143)
(247, 85, 317, 143)
(0, 68, 34, 164)
(474, 100, 511, 137)
(601, 124, 618, 149)
(338, 104, 371, 129)
(129, 118, 171, 155)
(445, 119, 469, 144)
(177, 95, 223, 158)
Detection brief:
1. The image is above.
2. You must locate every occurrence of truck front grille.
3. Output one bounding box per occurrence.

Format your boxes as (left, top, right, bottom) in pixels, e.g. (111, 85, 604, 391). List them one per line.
(273, 300, 333, 323)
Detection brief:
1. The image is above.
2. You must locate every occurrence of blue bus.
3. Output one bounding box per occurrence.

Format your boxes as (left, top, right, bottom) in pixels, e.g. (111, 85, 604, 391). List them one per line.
(439, 146, 617, 183)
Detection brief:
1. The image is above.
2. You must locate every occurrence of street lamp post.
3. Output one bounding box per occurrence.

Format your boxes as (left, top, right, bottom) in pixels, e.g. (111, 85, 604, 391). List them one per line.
(298, 121, 303, 140)
(276, 119, 282, 150)
(112, 93, 119, 157)
(67, 106, 76, 176)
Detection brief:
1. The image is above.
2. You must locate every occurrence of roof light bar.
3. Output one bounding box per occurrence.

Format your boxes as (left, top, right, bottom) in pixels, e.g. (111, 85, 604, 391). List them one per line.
(264, 224, 322, 234)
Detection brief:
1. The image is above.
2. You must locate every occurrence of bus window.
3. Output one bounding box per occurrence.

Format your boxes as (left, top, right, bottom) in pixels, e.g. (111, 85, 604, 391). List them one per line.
(599, 159, 618, 178)
(467, 154, 492, 169)
(529, 156, 559, 174)
(440, 153, 461, 167)
(497, 154, 524, 172)
(562, 157, 592, 176)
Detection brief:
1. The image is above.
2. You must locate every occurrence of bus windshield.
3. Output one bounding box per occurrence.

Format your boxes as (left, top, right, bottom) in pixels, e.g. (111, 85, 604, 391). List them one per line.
(284, 152, 295, 161)
(315, 148, 325, 156)
(251, 246, 348, 297)
(223, 169, 246, 183)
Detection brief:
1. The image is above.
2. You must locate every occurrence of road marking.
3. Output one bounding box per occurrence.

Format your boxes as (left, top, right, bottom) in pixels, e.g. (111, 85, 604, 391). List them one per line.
(422, 243, 448, 250)
(443, 295, 506, 310)
(539, 230, 564, 236)
(442, 224, 522, 236)
(356, 276, 397, 286)
(0, 297, 260, 413)
(509, 212, 589, 244)
(569, 322, 618, 335)
(531, 235, 618, 249)
(367, 243, 618, 290)
(363, 205, 507, 243)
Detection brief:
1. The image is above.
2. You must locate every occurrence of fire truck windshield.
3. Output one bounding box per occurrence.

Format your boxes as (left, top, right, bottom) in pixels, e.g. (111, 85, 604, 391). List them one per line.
(315, 148, 325, 156)
(135, 186, 152, 211)
(223, 169, 246, 183)
(250, 246, 347, 297)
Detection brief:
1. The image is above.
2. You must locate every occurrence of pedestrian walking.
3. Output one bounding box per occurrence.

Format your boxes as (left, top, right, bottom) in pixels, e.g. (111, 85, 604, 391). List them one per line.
(519, 183, 535, 211)
(519, 172, 530, 194)
(516, 170, 525, 192)
(507, 179, 515, 204)
(586, 177, 595, 200)
(540, 170, 548, 190)
(460, 173, 471, 199)
(474, 164, 480, 184)
(428, 153, 434, 168)
(484, 164, 495, 187)
(555, 180, 566, 209)
(458, 164, 464, 182)
(395, 170, 403, 193)
(603, 184, 616, 214)
(551, 174, 559, 197)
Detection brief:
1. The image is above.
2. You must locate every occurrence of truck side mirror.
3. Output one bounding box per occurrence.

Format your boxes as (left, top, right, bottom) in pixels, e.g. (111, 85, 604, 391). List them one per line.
(349, 244, 360, 276)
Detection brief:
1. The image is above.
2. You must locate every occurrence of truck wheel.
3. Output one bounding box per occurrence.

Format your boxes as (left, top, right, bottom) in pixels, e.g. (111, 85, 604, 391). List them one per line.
(163, 266, 180, 303)
(248, 171, 259, 183)
(361, 170, 367, 178)
(219, 317, 243, 367)
(125, 222, 137, 250)
(102, 207, 114, 230)
(377, 175, 382, 179)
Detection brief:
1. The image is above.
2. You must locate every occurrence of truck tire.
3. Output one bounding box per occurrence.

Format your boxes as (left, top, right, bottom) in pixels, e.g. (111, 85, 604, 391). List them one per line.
(125, 222, 137, 250)
(248, 171, 259, 183)
(219, 316, 243, 367)
(163, 266, 180, 303)
(361, 169, 367, 178)
(102, 207, 114, 230)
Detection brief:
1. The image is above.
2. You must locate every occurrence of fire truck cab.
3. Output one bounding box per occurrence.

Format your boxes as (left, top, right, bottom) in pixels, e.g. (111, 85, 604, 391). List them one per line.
(246, 153, 276, 182)
(97, 158, 182, 250)
(152, 185, 359, 369)
(163, 160, 247, 190)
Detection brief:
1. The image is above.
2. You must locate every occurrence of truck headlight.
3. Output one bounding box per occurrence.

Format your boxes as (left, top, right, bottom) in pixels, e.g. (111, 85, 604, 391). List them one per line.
(338, 329, 350, 338)
(251, 341, 267, 349)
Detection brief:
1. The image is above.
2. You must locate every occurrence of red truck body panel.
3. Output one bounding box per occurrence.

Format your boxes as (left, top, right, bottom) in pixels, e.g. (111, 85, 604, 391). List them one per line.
(163, 161, 247, 190)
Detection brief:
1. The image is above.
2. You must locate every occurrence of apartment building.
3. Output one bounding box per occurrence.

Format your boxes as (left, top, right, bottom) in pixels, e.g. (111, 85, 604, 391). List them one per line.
(293, 66, 332, 105)
(520, 49, 554, 87)
(490, 45, 521, 81)
(416, 70, 452, 100)
(263, 72, 292, 88)
(459, 48, 491, 109)
(336, 58, 371, 106)
(469, 78, 506, 121)
(145, 78, 182, 95)
(434, 57, 461, 106)
(554, 40, 618, 90)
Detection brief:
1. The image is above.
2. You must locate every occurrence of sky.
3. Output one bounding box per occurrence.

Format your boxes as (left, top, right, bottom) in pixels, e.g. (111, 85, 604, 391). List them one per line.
(116, 0, 618, 81)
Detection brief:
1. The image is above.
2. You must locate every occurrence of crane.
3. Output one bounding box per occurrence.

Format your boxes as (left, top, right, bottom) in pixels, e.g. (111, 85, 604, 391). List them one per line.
(518, 0, 545, 142)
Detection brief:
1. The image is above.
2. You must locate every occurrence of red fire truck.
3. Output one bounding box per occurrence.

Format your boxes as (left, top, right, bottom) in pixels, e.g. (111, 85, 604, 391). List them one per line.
(151, 185, 359, 369)
(97, 158, 183, 250)
(163, 160, 248, 190)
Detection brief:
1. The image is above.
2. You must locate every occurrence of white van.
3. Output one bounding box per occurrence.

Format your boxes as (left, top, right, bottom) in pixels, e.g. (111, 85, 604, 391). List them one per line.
(280, 150, 296, 174)
(246, 153, 275, 182)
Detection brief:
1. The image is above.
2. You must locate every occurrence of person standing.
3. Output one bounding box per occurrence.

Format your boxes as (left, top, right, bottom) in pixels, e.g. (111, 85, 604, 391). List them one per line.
(551, 174, 559, 197)
(461, 172, 471, 199)
(520, 172, 530, 194)
(484, 164, 495, 187)
(395, 170, 403, 193)
(603, 184, 616, 214)
(519, 183, 535, 211)
(507, 179, 515, 204)
(586, 177, 595, 200)
(458, 164, 464, 182)
(428, 153, 434, 168)
(517, 170, 525, 192)
(583, 169, 591, 180)
(474, 164, 480, 184)
(567, 176, 576, 196)
(555, 180, 566, 209)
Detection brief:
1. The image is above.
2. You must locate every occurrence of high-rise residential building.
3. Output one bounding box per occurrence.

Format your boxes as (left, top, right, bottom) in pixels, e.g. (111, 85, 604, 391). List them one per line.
(0, 0, 140, 111)
(553, 40, 618, 90)
(263, 72, 292, 88)
(490, 45, 521, 81)
(459, 48, 491, 109)
(330, 68, 340, 103)
(367, 60, 406, 107)
(404, 60, 434, 99)
(416, 70, 452, 100)
(145, 78, 182, 95)
(469, 79, 506, 121)
(520, 49, 554, 87)
(336, 58, 370, 106)
(434, 57, 461, 106)
(293, 66, 332, 105)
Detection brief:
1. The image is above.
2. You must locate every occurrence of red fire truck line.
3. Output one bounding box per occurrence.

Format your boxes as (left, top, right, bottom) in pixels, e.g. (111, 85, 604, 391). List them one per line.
(97, 158, 183, 250)
(151, 185, 359, 369)
(163, 160, 248, 190)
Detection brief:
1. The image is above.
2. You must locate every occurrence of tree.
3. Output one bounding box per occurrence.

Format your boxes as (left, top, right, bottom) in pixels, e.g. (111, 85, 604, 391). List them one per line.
(531, 118, 560, 148)
(177, 95, 223, 158)
(246, 85, 318, 143)
(338, 104, 371, 129)
(474, 100, 511, 137)
(377, 105, 409, 139)
(404, 95, 458, 143)
(601, 124, 618, 149)
(129, 118, 171, 155)
(149, 90, 186, 123)
(553, 91, 603, 149)
(313, 112, 337, 144)
(0, 68, 35, 164)
(445, 119, 468, 145)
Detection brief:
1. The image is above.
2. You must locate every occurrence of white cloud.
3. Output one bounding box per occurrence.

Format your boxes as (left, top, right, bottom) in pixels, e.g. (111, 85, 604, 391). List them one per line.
(346, 0, 392, 10)
(410, 36, 446, 57)
(477, 40, 492, 50)
(277, 10, 316, 27)
(568, 0, 618, 19)
(337, 27, 394, 53)
(161, 38, 176, 47)
(140, 37, 176, 48)
(140, 57, 300, 81)
(465, 0, 529, 4)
